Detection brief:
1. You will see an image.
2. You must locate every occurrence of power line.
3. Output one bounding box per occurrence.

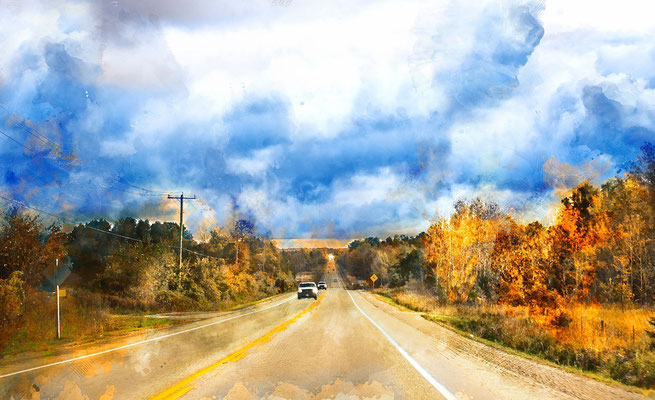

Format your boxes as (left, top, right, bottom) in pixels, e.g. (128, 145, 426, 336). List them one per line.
(0, 131, 170, 199)
(0, 105, 174, 198)
(0, 107, 213, 252)
(0, 130, 83, 182)
(92, 179, 165, 198)
(0, 136, 162, 199)
(0, 195, 222, 261)
(0, 104, 60, 150)
(182, 247, 219, 258)
(113, 177, 172, 196)
(0, 129, 34, 153)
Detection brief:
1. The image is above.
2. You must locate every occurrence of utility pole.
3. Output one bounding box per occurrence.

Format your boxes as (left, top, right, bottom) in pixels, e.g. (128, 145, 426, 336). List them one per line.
(168, 192, 196, 285)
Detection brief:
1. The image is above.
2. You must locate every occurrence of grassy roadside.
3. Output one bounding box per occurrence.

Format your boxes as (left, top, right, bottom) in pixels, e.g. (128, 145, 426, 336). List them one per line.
(0, 291, 292, 360)
(373, 289, 655, 393)
(1, 314, 184, 359)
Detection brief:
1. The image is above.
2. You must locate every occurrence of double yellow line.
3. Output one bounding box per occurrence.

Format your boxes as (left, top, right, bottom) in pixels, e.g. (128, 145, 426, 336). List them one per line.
(150, 294, 324, 400)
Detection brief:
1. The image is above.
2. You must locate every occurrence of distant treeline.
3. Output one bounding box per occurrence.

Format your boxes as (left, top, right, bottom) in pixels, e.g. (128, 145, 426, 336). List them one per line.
(0, 212, 329, 350)
(339, 143, 655, 319)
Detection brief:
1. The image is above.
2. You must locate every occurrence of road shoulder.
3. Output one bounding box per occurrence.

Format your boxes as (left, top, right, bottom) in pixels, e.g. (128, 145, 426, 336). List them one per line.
(358, 290, 645, 400)
(0, 292, 293, 378)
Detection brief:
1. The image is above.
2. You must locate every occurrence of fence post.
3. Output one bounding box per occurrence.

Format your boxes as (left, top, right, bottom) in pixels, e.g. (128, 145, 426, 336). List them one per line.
(580, 315, 583, 338)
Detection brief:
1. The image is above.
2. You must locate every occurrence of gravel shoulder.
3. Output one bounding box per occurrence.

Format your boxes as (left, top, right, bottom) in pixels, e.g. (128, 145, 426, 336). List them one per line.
(359, 291, 647, 400)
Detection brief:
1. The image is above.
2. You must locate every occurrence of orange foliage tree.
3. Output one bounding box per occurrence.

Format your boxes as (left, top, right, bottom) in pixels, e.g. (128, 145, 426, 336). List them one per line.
(425, 199, 502, 302)
(549, 183, 610, 304)
(491, 219, 561, 310)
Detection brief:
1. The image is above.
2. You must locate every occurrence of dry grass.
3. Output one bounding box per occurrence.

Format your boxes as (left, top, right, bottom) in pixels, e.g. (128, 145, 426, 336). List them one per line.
(376, 287, 655, 388)
(377, 288, 655, 353)
(379, 289, 444, 313)
(1, 288, 291, 358)
(563, 305, 655, 351)
(1, 290, 181, 357)
(492, 304, 655, 353)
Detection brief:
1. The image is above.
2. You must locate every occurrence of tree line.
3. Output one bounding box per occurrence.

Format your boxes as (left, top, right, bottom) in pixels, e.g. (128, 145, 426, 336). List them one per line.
(0, 212, 329, 348)
(339, 143, 655, 324)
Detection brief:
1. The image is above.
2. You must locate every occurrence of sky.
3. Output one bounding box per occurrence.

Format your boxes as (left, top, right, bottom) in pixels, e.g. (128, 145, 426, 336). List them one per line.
(0, 0, 654, 240)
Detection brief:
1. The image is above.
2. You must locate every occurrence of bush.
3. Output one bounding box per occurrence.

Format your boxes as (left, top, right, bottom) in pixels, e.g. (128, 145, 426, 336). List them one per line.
(0, 271, 26, 349)
(0, 272, 25, 323)
(156, 290, 195, 311)
(1, 287, 112, 355)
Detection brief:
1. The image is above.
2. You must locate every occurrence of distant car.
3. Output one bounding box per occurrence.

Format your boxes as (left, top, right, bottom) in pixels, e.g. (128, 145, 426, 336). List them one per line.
(297, 282, 318, 299)
(333, 278, 337, 283)
(317, 281, 327, 290)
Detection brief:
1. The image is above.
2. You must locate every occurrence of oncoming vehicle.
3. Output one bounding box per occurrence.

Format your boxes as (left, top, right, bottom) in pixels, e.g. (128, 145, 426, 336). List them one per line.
(317, 281, 327, 290)
(297, 282, 318, 299)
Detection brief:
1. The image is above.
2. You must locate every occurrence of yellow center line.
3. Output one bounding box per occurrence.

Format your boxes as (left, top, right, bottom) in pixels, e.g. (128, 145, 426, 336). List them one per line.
(149, 293, 325, 400)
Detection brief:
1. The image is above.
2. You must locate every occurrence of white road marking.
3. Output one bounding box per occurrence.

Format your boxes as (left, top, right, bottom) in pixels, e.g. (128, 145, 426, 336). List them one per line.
(0, 295, 296, 379)
(346, 290, 458, 400)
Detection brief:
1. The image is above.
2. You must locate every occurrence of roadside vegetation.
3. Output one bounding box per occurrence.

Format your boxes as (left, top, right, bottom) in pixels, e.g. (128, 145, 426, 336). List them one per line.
(339, 143, 655, 389)
(0, 213, 327, 356)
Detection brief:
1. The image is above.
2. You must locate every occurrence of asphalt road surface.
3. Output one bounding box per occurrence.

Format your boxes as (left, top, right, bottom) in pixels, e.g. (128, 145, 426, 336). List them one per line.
(0, 273, 644, 399)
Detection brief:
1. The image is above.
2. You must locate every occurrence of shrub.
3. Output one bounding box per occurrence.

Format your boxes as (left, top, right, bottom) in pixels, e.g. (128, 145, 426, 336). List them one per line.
(0, 271, 25, 348)
(156, 290, 195, 311)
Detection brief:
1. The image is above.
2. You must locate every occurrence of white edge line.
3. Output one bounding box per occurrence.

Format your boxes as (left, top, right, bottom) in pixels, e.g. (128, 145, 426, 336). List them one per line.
(0, 294, 296, 379)
(346, 290, 458, 400)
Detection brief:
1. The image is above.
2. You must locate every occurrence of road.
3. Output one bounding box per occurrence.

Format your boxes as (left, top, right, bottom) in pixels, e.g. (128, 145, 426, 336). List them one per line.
(0, 273, 643, 399)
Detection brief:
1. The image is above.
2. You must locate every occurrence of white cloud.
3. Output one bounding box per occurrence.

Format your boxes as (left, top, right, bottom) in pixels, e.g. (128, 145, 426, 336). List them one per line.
(100, 139, 136, 157)
(225, 147, 279, 176)
(163, 0, 425, 137)
(3, 0, 655, 237)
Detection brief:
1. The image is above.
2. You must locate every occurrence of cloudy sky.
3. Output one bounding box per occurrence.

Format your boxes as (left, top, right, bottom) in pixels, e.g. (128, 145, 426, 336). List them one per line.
(0, 0, 654, 239)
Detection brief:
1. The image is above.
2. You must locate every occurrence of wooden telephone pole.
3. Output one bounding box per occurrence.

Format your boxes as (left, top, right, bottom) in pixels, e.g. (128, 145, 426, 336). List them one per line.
(168, 192, 195, 284)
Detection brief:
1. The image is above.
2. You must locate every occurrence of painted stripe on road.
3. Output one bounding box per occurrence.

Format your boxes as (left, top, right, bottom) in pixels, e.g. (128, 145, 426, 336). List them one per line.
(0, 294, 296, 379)
(346, 290, 458, 400)
(150, 293, 325, 400)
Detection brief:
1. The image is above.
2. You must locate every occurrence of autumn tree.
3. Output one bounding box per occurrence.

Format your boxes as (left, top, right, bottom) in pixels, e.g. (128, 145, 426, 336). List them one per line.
(596, 177, 651, 305)
(492, 219, 558, 309)
(0, 208, 66, 287)
(549, 183, 609, 304)
(343, 241, 376, 279)
(231, 219, 254, 267)
(626, 143, 655, 304)
(425, 199, 503, 302)
(67, 219, 115, 282)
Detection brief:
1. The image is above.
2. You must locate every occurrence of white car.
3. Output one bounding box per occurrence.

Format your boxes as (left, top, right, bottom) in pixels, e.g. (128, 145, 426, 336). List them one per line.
(297, 282, 318, 299)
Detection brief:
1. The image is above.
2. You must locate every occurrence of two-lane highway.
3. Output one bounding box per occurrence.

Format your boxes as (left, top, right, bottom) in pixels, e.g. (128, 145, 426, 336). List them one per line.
(165, 275, 443, 399)
(1, 292, 312, 400)
(1, 273, 643, 399)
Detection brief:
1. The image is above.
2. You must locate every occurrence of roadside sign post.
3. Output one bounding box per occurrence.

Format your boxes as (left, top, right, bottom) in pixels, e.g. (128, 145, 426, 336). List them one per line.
(370, 274, 378, 288)
(56, 258, 60, 339)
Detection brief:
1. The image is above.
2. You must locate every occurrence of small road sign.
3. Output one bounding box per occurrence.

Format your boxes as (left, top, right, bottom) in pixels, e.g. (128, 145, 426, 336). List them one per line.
(370, 274, 378, 283)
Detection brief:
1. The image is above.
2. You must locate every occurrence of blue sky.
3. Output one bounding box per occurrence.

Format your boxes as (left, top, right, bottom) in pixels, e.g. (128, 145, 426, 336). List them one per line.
(0, 0, 654, 239)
